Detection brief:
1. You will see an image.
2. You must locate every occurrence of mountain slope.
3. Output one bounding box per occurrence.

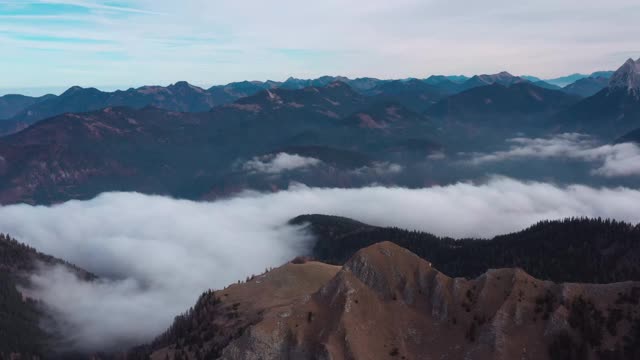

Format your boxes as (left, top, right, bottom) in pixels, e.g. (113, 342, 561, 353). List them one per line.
(563, 76, 609, 97)
(365, 79, 453, 112)
(617, 127, 640, 143)
(545, 71, 613, 87)
(142, 242, 640, 360)
(0, 94, 55, 120)
(426, 82, 580, 138)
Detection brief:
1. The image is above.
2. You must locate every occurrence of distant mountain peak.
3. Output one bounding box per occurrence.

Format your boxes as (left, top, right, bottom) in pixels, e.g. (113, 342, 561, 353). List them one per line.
(169, 81, 205, 93)
(609, 58, 640, 97)
(608, 57, 640, 95)
(61, 85, 85, 96)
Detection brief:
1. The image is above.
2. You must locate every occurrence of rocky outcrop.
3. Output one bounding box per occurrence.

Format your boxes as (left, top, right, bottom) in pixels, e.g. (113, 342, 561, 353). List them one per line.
(147, 242, 640, 360)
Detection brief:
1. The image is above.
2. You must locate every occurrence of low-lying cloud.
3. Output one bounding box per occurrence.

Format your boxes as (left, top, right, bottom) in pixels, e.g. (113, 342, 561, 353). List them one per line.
(352, 162, 404, 176)
(467, 133, 640, 177)
(242, 152, 322, 174)
(2, 177, 640, 351)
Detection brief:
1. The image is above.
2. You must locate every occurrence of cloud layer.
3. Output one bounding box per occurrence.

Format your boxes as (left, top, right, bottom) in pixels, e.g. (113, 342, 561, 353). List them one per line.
(242, 152, 322, 174)
(2, 178, 640, 350)
(468, 134, 640, 177)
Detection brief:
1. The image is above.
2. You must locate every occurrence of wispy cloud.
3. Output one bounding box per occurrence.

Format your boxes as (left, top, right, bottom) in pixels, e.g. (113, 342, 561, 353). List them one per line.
(243, 153, 323, 174)
(467, 133, 640, 177)
(0, 0, 159, 14)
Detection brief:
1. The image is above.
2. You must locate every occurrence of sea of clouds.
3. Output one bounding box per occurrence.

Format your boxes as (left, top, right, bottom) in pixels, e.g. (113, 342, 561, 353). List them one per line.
(2, 177, 640, 351)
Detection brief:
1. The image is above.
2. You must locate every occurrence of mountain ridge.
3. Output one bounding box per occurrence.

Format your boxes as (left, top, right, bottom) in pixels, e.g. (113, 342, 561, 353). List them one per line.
(140, 241, 640, 360)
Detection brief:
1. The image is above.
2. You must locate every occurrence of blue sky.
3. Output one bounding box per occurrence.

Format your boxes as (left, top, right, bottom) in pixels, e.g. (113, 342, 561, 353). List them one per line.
(0, 0, 639, 95)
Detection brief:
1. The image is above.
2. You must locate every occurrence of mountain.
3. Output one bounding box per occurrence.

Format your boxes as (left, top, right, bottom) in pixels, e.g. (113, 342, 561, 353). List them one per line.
(292, 215, 640, 283)
(0, 82, 220, 136)
(424, 75, 466, 93)
(608, 58, 640, 96)
(278, 76, 389, 94)
(345, 101, 434, 130)
(0, 94, 55, 120)
(425, 75, 469, 85)
(555, 58, 640, 138)
(345, 77, 389, 92)
(426, 82, 580, 135)
(230, 81, 369, 118)
(457, 71, 528, 91)
(545, 71, 614, 87)
(280, 76, 351, 90)
(521, 75, 542, 82)
(563, 76, 610, 97)
(207, 80, 278, 105)
(365, 79, 453, 112)
(139, 241, 640, 360)
(443, 75, 470, 83)
(545, 73, 590, 87)
(532, 80, 562, 90)
(591, 70, 615, 79)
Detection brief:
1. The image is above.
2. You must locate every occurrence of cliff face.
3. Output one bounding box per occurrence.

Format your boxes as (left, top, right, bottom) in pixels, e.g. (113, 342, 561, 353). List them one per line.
(149, 242, 640, 360)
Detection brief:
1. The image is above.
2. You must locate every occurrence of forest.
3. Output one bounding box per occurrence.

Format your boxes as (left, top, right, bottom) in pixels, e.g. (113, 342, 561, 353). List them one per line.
(292, 215, 640, 283)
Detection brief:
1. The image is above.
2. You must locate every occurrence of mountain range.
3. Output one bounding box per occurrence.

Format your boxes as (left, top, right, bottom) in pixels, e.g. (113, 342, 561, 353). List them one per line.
(0, 68, 617, 138)
(0, 58, 638, 205)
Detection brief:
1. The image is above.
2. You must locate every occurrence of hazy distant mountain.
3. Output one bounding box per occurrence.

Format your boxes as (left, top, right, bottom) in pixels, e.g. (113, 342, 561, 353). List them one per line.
(555, 58, 640, 137)
(425, 75, 469, 85)
(0, 94, 55, 120)
(563, 76, 609, 97)
(443, 75, 470, 83)
(545, 73, 590, 87)
(427, 82, 580, 126)
(521, 75, 542, 82)
(591, 70, 615, 78)
(423, 75, 466, 93)
(532, 80, 562, 90)
(545, 70, 614, 87)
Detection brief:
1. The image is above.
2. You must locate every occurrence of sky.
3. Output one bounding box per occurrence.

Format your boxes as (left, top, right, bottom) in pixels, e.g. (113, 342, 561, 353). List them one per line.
(0, 0, 639, 94)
